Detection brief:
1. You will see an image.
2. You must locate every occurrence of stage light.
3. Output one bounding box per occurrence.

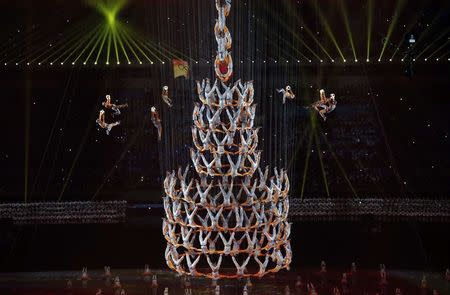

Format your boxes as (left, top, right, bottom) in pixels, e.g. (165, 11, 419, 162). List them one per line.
(378, 59, 381, 62)
(436, 58, 439, 61)
(274, 60, 277, 63)
(94, 62, 97, 65)
(320, 60, 323, 63)
(286, 60, 289, 63)
(49, 62, 53, 65)
(297, 60, 300, 63)
(389, 59, 392, 62)
(61, 62, 64, 65)
(26, 63, 29, 65)
(343, 59, 347, 63)
(412, 59, 415, 62)
(117, 61, 120, 64)
(162, 61, 165, 64)
(309, 60, 312, 63)
(263, 60, 266, 63)
(401, 59, 404, 62)
(251, 60, 254, 63)
(83, 62, 86, 65)
(106, 62, 109, 65)
(128, 61, 131, 64)
(355, 59, 358, 62)
(150, 61, 153, 64)
(72, 62, 75, 65)
(366, 59, 369, 62)
(332, 59, 335, 62)
(195, 61, 198, 64)
(424, 58, 427, 61)
(38, 63, 41, 65)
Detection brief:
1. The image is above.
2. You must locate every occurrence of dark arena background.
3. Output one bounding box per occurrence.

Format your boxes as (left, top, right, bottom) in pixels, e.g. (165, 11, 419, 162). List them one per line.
(0, 0, 449, 294)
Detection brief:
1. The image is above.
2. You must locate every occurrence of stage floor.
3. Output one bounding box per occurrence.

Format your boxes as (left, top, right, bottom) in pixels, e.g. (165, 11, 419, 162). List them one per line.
(0, 269, 448, 295)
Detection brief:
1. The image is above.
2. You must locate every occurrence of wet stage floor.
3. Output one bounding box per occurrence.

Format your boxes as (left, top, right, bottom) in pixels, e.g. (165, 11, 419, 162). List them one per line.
(0, 269, 448, 295)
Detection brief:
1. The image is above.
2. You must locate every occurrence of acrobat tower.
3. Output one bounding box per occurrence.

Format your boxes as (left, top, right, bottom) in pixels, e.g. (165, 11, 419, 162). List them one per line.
(162, 0, 291, 279)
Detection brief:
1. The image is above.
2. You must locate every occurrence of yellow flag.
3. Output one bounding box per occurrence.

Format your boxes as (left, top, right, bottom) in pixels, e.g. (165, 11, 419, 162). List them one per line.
(173, 59, 189, 79)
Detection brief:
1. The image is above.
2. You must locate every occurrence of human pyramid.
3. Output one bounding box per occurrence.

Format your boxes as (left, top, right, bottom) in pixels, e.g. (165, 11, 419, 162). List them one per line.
(162, 0, 292, 279)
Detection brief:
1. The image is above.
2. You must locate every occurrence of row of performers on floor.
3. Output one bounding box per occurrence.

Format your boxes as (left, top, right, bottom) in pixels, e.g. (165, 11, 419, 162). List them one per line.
(95, 85, 337, 138)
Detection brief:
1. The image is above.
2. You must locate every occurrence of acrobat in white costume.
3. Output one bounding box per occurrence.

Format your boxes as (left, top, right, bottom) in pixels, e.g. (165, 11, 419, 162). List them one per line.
(161, 86, 173, 108)
(276, 86, 296, 104)
(150, 106, 162, 140)
(102, 95, 128, 116)
(96, 110, 120, 135)
(162, 0, 291, 279)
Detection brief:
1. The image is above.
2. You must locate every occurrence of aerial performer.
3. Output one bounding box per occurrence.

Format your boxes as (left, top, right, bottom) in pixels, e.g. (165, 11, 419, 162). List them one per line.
(311, 89, 337, 121)
(161, 86, 173, 108)
(102, 95, 128, 117)
(150, 106, 162, 141)
(96, 110, 120, 135)
(276, 85, 296, 104)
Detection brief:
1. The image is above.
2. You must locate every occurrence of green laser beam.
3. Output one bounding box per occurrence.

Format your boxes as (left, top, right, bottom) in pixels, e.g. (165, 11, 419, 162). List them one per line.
(426, 39, 450, 59)
(339, 0, 357, 60)
(367, 0, 374, 60)
(379, 0, 407, 60)
(73, 23, 105, 64)
(116, 23, 142, 63)
(92, 25, 109, 63)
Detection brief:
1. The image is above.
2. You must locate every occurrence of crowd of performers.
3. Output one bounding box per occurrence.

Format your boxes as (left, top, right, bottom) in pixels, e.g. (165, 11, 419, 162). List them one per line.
(96, 83, 337, 137)
(74, 263, 449, 295)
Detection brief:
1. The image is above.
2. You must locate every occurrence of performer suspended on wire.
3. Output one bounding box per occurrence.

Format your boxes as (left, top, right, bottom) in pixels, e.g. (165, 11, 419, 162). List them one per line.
(311, 89, 337, 121)
(102, 95, 128, 117)
(96, 110, 120, 135)
(151, 106, 162, 141)
(276, 85, 296, 104)
(161, 86, 173, 108)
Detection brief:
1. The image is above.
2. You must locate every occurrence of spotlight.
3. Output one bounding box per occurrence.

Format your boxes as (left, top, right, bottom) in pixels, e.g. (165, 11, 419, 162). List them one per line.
(140, 61, 143, 64)
(309, 60, 312, 63)
(60, 62, 64, 65)
(355, 59, 358, 62)
(83, 62, 86, 65)
(401, 59, 404, 62)
(195, 61, 198, 64)
(50, 63, 53, 65)
(378, 59, 381, 62)
(150, 62, 153, 65)
(128, 61, 131, 65)
(331, 59, 335, 63)
(117, 62, 120, 65)
(251, 60, 254, 63)
(412, 59, 415, 62)
(263, 60, 266, 63)
(389, 59, 392, 62)
(297, 60, 300, 63)
(320, 60, 323, 63)
(274, 60, 277, 63)
(94, 62, 97, 65)
(366, 59, 369, 62)
(436, 58, 439, 61)
(15, 63, 18, 66)
(424, 58, 427, 61)
(162, 61, 165, 64)
(72, 62, 75, 65)
(343, 59, 347, 62)
(106, 62, 109, 65)
(26, 62, 29, 66)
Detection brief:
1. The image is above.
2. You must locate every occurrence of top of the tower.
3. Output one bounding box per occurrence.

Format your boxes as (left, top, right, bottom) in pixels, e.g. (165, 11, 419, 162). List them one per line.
(214, 0, 233, 83)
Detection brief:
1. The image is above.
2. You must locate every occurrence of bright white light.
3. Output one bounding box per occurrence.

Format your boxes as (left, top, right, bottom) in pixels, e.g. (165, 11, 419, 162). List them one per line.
(343, 59, 347, 62)
(117, 62, 120, 65)
(366, 59, 369, 62)
(355, 60, 358, 62)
